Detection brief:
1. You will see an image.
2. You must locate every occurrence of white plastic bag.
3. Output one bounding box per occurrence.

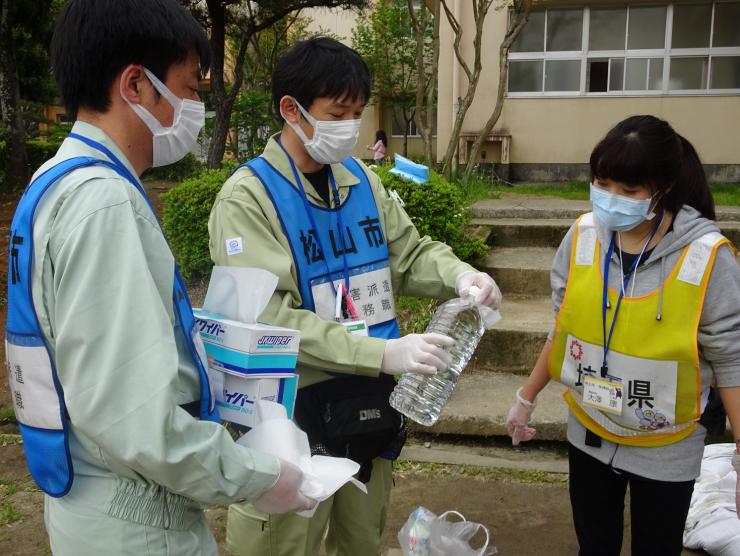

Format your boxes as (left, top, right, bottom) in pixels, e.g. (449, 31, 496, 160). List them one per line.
(398, 506, 496, 556)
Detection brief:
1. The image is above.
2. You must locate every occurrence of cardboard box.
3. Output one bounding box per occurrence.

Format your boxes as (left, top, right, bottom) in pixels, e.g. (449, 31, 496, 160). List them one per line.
(194, 309, 300, 376)
(212, 371, 299, 427)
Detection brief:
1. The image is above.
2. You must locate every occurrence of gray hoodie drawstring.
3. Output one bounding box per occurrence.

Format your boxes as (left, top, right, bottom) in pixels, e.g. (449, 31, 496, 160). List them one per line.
(656, 256, 665, 321)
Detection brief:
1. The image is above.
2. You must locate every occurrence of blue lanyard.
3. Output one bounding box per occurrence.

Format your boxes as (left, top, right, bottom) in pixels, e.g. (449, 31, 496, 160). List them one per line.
(68, 133, 140, 188)
(601, 213, 663, 376)
(276, 137, 351, 295)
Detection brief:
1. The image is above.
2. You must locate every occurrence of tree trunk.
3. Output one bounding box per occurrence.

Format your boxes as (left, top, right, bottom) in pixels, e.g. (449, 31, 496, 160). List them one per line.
(409, 0, 440, 168)
(463, 0, 532, 184)
(0, 0, 28, 191)
(439, 0, 493, 180)
(424, 0, 440, 168)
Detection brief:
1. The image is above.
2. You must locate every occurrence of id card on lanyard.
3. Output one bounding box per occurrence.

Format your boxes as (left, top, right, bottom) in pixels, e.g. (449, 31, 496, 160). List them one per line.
(334, 282, 368, 336)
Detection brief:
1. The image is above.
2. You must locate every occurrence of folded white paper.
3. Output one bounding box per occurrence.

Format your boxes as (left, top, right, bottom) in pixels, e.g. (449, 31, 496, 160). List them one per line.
(237, 400, 367, 517)
(203, 266, 279, 323)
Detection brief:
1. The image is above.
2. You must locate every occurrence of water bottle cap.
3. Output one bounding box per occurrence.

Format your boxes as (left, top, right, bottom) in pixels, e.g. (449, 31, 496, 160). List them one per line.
(463, 285, 501, 329)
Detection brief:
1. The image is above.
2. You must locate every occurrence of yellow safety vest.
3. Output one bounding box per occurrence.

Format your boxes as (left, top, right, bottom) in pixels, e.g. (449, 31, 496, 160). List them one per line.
(549, 212, 732, 447)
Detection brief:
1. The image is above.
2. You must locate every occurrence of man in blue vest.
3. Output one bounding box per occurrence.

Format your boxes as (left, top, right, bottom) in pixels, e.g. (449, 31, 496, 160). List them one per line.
(209, 37, 502, 556)
(5, 1, 313, 554)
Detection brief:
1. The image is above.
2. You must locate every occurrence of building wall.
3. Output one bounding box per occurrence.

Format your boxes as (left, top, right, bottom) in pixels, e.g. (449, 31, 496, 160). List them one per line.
(436, 3, 740, 178)
(308, 3, 740, 177)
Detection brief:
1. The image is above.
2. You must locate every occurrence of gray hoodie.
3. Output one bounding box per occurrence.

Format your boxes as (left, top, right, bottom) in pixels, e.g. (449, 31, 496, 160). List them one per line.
(550, 205, 740, 481)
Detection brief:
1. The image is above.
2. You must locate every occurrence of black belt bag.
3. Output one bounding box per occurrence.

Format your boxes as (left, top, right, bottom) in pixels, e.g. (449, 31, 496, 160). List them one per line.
(294, 374, 406, 480)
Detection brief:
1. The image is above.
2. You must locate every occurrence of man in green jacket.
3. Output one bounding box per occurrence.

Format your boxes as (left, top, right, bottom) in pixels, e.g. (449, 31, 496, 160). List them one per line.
(209, 37, 501, 556)
(6, 2, 313, 555)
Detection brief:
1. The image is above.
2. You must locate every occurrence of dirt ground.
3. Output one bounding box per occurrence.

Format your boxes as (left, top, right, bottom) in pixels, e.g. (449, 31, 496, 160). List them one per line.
(0, 440, 575, 556)
(0, 442, 709, 556)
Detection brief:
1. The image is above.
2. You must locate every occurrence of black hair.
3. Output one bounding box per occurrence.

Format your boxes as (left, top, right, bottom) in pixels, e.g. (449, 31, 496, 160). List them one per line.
(590, 115, 715, 221)
(51, 0, 210, 119)
(376, 129, 388, 147)
(272, 37, 371, 122)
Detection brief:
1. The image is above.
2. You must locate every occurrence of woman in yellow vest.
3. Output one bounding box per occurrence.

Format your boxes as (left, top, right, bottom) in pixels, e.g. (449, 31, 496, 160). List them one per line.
(505, 115, 740, 555)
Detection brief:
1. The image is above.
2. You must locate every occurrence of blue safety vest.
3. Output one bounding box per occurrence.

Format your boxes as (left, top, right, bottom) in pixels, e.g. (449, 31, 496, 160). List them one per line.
(6, 139, 218, 498)
(245, 155, 400, 341)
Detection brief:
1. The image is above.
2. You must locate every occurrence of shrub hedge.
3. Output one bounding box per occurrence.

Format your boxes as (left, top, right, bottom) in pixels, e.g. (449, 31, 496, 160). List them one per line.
(161, 162, 237, 280)
(372, 165, 488, 263)
(162, 161, 488, 280)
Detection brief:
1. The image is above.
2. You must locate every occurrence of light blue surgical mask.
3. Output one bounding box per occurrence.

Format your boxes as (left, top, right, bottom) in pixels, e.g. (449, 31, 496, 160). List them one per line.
(590, 184, 655, 232)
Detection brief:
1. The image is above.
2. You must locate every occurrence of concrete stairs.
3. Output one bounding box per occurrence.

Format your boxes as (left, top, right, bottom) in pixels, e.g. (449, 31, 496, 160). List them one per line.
(421, 198, 740, 442)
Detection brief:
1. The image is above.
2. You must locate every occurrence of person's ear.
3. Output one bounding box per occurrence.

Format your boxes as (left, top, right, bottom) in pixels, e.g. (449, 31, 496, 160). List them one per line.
(119, 65, 148, 105)
(279, 96, 301, 124)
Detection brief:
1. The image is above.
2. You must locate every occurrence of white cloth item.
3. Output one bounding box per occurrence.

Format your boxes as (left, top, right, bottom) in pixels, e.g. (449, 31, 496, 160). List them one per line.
(237, 401, 367, 517)
(683, 443, 740, 555)
(202, 266, 278, 323)
(380, 333, 454, 376)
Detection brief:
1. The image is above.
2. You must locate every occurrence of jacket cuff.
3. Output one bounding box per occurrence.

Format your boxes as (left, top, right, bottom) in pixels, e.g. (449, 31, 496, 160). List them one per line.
(353, 336, 386, 377)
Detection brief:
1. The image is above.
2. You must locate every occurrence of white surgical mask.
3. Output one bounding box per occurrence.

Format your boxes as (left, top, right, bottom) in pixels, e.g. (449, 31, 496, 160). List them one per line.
(122, 68, 205, 167)
(282, 98, 361, 164)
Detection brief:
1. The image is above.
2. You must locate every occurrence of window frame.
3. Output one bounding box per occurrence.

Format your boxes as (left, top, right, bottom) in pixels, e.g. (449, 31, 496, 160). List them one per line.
(506, 1, 740, 97)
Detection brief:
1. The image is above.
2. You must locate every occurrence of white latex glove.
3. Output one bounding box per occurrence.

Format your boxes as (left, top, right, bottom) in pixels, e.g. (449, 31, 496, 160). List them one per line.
(254, 459, 316, 514)
(733, 454, 740, 519)
(456, 271, 502, 310)
(381, 333, 454, 376)
(506, 388, 537, 446)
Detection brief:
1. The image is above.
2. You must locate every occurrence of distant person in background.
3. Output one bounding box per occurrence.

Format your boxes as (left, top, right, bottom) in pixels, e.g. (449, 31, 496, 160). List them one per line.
(367, 129, 387, 164)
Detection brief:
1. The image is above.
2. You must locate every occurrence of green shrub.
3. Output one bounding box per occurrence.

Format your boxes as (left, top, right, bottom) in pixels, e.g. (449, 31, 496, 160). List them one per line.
(162, 161, 237, 280)
(26, 139, 62, 173)
(0, 139, 64, 191)
(373, 166, 488, 263)
(142, 152, 203, 182)
(395, 296, 438, 335)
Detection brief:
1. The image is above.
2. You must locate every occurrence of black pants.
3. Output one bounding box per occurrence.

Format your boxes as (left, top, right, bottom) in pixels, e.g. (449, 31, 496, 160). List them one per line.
(569, 444, 695, 556)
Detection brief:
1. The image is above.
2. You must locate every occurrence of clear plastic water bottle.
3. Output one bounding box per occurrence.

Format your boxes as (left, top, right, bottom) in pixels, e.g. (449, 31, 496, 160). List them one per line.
(390, 293, 487, 426)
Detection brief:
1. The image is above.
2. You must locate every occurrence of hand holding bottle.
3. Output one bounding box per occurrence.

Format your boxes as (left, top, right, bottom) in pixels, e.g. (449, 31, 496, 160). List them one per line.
(381, 333, 454, 376)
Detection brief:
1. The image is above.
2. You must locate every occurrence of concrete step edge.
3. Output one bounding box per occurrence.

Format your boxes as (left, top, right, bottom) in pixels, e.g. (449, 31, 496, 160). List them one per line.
(407, 373, 569, 442)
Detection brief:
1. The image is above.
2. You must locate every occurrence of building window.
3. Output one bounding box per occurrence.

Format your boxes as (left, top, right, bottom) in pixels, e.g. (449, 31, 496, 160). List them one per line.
(507, 2, 740, 96)
(389, 105, 437, 137)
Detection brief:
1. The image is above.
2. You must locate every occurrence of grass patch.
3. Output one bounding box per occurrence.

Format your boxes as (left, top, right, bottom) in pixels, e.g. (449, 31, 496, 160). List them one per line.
(0, 502, 22, 526)
(395, 296, 437, 335)
(0, 405, 16, 424)
(710, 183, 740, 206)
(459, 173, 502, 205)
(394, 460, 567, 484)
(477, 181, 740, 206)
(492, 181, 590, 200)
(1, 483, 18, 497)
(0, 434, 22, 446)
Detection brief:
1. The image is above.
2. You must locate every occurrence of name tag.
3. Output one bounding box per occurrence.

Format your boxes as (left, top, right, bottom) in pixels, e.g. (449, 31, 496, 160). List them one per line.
(560, 334, 678, 431)
(582, 375, 623, 415)
(311, 265, 396, 327)
(5, 339, 63, 430)
(342, 320, 368, 337)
